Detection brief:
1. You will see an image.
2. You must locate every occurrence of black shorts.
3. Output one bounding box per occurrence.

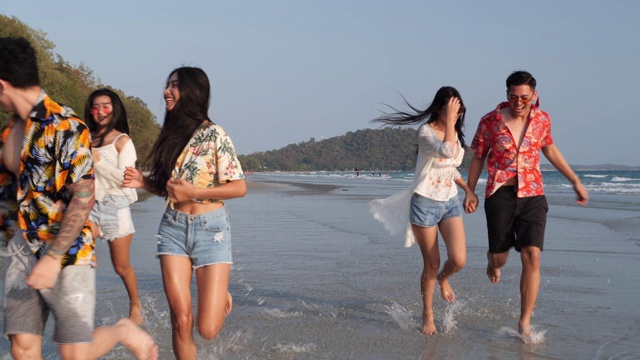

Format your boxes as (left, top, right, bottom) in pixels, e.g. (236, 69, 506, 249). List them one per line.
(484, 186, 548, 253)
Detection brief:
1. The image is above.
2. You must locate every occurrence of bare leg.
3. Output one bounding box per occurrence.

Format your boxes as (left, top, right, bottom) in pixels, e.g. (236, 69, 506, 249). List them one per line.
(195, 263, 232, 340)
(435, 217, 466, 302)
(412, 224, 440, 335)
(57, 318, 157, 360)
(160, 255, 196, 359)
(108, 234, 142, 325)
(519, 246, 541, 344)
(487, 251, 509, 284)
(9, 333, 43, 360)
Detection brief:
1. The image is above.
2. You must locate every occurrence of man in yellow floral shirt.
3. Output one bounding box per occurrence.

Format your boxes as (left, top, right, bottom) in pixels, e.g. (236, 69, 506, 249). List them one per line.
(0, 37, 157, 359)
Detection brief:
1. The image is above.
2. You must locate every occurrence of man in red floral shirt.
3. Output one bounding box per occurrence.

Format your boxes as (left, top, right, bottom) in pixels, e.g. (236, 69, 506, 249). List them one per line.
(465, 70, 588, 343)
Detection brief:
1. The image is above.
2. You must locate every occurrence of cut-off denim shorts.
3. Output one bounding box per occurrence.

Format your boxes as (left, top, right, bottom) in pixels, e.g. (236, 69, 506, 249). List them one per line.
(410, 193, 462, 228)
(156, 206, 232, 268)
(89, 195, 135, 240)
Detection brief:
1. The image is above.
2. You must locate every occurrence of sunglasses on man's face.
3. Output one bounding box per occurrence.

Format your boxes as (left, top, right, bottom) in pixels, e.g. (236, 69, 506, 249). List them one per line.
(507, 94, 534, 104)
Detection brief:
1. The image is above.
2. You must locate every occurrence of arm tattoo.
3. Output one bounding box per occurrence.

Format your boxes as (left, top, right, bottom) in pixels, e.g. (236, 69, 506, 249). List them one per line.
(47, 179, 95, 256)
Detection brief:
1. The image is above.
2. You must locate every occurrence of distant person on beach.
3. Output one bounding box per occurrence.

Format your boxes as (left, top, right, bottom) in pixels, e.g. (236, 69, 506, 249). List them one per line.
(122, 66, 246, 358)
(369, 86, 477, 335)
(85, 88, 143, 325)
(464, 70, 589, 342)
(0, 37, 157, 360)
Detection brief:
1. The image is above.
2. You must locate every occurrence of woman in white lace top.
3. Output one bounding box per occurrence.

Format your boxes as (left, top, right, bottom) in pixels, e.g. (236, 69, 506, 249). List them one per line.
(370, 86, 478, 335)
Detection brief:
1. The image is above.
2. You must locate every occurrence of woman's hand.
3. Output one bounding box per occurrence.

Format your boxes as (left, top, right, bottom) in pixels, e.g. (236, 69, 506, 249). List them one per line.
(444, 97, 462, 126)
(166, 178, 196, 203)
(122, 166, 144, 188)
(463, 190, 478, 214)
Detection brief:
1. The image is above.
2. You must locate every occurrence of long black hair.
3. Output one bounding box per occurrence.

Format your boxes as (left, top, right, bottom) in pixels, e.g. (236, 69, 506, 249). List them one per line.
(372, 86, 466, 147)
(144, 67, 211, 195)
(84, 88, 130, 147)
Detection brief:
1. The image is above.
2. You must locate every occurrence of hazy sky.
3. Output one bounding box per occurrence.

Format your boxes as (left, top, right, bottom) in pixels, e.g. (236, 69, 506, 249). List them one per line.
(3, 1, 639, 166)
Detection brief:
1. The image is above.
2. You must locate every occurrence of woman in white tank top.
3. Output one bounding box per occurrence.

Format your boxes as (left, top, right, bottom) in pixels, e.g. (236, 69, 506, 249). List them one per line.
(85, 88, 143, 325)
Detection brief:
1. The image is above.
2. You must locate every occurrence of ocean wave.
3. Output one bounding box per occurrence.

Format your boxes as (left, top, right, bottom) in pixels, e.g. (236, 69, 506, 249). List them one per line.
(611, 176, 637, 182)
(583, 174, 608, 178)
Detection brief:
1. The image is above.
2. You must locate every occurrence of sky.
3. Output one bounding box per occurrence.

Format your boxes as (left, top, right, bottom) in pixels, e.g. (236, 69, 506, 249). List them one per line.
(2, 0, 639, 166)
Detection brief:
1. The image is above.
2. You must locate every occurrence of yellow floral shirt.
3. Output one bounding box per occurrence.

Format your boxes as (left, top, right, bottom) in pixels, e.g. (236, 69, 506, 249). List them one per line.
(173, 121, 244, 203)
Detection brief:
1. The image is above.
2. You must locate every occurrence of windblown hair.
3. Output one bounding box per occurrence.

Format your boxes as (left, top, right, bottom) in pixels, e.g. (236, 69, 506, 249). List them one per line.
(506, 70, 536, 90)
(84, 88, 130, 147)
(0, 37, 40, 88)
(144, 67, 211, 195)
(372, 86, 466, 147)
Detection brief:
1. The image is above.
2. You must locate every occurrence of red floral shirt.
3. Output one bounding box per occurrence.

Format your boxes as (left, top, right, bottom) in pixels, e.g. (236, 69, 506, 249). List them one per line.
(470, 102, 554, 198)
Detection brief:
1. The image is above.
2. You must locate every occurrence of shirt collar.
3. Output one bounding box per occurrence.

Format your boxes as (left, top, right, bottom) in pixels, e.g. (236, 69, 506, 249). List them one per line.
(27, 90, 50, 121)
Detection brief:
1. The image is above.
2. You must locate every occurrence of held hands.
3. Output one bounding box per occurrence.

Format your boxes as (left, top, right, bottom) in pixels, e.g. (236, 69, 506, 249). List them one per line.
(122, 166, 144, 188)
(166, 178, 196, 204)
(463, 190, 479, 214)
(27, 254, 61, 290)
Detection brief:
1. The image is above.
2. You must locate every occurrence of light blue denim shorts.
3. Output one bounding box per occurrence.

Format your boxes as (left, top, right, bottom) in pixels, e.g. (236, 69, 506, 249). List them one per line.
(89, 195, 135, 240)
(410, 193, 462, 227)
(156, 206, 232, 268)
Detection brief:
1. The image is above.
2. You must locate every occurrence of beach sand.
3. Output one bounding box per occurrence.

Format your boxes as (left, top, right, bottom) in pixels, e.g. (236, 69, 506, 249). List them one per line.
(1, 175, 639, 359)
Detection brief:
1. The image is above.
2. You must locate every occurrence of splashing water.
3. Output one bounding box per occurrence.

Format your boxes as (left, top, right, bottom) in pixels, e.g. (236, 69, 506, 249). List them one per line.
(384, 302, 418, 331)
(273, 342, 317, 354)
(498, 326, 546, 344)
(442, 301, 466, 334)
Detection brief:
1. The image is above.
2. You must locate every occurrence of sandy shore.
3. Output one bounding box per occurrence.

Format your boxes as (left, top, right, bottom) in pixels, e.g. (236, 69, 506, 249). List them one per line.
(1, 174, 639, 359)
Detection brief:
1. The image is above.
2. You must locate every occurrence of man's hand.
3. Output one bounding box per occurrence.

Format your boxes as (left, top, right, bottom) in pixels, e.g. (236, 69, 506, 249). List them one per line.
(27, 254, 61, 290)
(574, 182, 589, 206)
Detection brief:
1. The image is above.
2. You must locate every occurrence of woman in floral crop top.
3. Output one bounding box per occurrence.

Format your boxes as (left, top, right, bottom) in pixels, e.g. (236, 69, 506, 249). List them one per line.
(369, 86, 477, 335)
(123, 67, 246, 358)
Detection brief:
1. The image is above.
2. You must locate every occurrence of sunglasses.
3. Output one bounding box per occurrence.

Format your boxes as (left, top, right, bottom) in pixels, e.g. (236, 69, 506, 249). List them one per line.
(507, 94, 534, 104)
(91, 104, 113, 117)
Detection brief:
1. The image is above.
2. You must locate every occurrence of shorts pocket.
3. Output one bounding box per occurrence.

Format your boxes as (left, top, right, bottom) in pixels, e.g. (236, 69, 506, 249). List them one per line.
(161, 212, 177, 225)
(102, 195, 129, 209)
(203, 216, 228, 232)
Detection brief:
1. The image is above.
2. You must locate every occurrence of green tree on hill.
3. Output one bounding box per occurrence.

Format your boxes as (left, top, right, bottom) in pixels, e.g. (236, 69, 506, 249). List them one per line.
(0, 14, 160, 163)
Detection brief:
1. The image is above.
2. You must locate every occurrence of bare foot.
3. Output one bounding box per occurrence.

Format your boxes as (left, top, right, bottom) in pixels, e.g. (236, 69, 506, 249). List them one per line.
(226, 292, 233, 316)
(117, 318, 159, 360)
(486, 252, 500, 284)
(437, 273, 456, 302)
(129, 303, 144, 326)
(421, 311, 437, 335)
(518, 320, 532, 344)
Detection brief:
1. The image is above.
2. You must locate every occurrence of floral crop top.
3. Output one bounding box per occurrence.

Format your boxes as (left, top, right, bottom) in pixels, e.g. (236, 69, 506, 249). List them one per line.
(173, 121, 244, 203)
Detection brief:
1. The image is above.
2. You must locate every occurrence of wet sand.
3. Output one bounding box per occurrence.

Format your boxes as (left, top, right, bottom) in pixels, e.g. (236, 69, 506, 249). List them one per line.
(1, 175, 639, 359)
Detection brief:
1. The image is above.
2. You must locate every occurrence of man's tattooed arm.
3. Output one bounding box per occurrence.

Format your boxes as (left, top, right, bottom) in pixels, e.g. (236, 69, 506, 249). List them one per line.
(46, 178, 95, 257)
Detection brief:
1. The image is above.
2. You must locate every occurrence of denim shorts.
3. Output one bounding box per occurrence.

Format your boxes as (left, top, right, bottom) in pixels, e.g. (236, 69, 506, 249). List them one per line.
(89, 195, 135, 240)
(410, 193, 462, 227)
(156, 206, 232, 268)
(3, 232, 96, 344)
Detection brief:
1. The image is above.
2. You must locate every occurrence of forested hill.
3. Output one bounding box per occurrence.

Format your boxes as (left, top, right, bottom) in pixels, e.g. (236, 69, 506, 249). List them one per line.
(238, 127, 474, 172)
(0, 15, 160, 162)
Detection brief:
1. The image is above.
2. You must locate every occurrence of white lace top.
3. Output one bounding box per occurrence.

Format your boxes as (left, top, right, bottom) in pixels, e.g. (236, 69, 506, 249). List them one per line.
(93, 133, 138, 203)
(369, 123, 464, 247)
(413, 124, 464, 201)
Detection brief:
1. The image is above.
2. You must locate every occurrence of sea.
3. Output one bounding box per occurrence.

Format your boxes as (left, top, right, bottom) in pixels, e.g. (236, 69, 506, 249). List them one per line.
(0, 169, 639, 359)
